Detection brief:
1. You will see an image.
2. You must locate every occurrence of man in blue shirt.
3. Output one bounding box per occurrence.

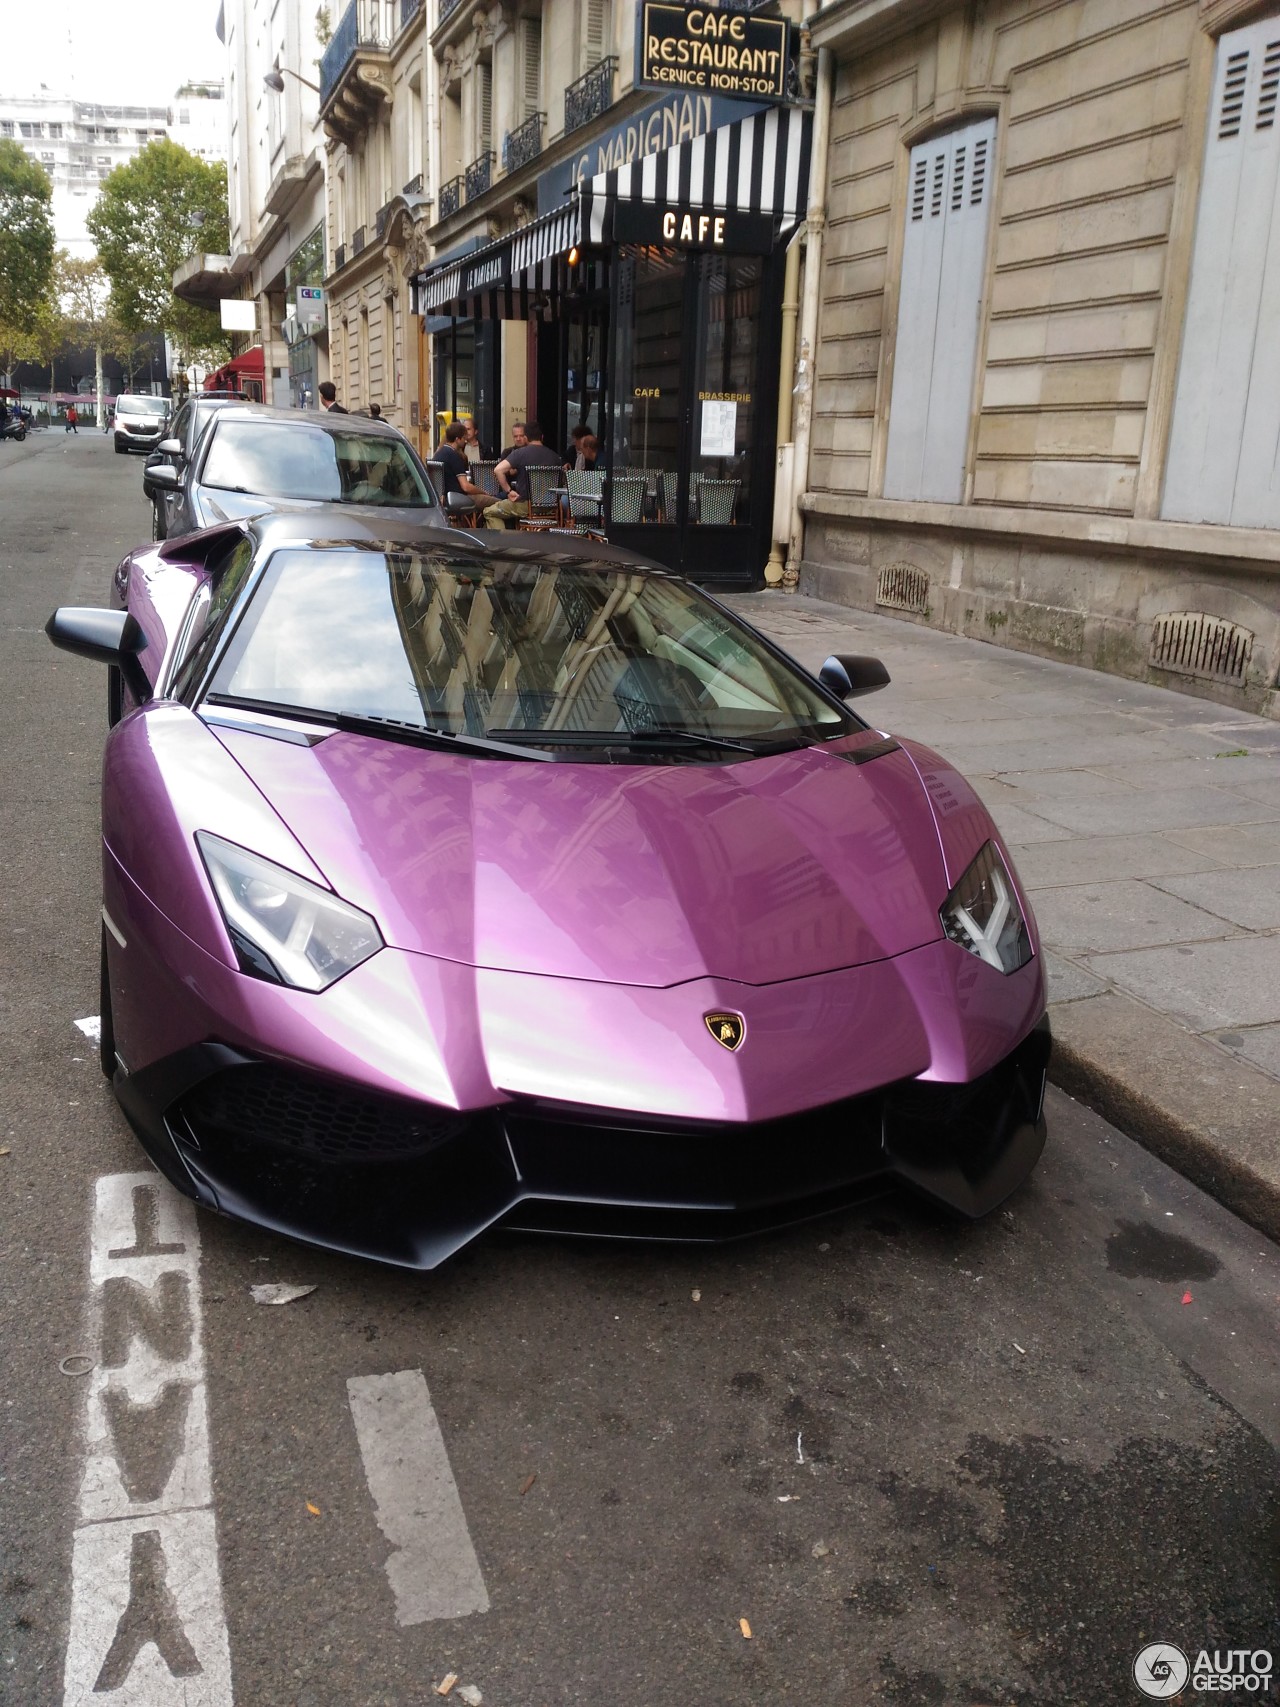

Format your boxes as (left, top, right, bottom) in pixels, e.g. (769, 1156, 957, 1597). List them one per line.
(433, 420, 497, 518)
(483, 422, 562, 529)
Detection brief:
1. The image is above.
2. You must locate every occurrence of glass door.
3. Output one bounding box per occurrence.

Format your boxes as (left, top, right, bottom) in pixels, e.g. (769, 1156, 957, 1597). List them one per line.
(607, 247, 684, 533)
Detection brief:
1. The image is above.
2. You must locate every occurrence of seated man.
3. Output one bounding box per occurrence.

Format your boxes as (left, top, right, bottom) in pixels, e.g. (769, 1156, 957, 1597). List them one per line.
(434, 420, 498, 517)
(483, 421, 562, 529)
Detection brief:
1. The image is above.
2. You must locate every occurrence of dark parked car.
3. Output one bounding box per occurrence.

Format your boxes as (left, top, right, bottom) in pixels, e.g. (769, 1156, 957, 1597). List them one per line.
(146, 405, 445, 542)
(144, 393, 251, 536)
(112, 393, 169, 454)
(45, 514, 1049, 1270)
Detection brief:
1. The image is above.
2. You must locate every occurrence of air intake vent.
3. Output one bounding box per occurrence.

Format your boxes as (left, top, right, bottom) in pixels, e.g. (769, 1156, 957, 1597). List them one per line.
(876, 562, 929, 614)
(1149, 612, 1254, 684)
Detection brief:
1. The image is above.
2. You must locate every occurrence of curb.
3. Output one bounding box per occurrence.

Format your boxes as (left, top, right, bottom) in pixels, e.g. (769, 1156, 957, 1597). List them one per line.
(1047, 992, 1280, 1244)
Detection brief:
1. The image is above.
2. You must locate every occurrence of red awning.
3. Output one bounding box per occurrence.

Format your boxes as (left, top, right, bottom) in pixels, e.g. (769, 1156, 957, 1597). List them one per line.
(204, 346, 265, 392)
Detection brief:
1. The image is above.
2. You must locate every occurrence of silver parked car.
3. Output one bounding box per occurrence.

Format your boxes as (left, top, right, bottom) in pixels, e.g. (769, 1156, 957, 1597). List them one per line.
(113, 394, 169, 455)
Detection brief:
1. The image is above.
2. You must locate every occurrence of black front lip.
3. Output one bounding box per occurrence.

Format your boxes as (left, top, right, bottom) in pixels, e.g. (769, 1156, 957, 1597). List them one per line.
(112, 1017, 1051, 1270)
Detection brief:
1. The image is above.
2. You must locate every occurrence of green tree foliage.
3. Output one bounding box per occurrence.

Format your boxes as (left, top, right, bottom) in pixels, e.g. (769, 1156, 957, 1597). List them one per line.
(87, 139, 230, 361)
(0, 140, 56, 332)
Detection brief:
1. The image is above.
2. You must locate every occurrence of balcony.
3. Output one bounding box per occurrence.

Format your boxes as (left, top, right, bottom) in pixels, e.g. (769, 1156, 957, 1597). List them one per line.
(439, 174, 463, 219)
(374, 199, 394, 239)
(334, 242, 347, 270)
(403, 172, 424, 196)
(465, 150, 495, 201)
(438, 0, 464, 22)
(502, 111, 544, 175)
(400, 0, 422, 25)
(564, 56, 617, 137)
(352, 224, 367, 255)
(320, 0, 393, 144)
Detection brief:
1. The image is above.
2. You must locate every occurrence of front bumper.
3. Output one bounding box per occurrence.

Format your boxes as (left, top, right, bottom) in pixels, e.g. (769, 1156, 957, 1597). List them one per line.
(114, 1017, 1050, 1269)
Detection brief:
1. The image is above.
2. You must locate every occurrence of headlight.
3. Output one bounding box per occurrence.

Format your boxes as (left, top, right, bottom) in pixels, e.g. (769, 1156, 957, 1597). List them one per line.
(940, 841, 1032, 974)
(197, 832, 382, 991)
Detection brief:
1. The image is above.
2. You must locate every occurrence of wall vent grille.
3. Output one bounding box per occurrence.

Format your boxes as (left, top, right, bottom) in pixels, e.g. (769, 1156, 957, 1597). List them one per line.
(877, 563, 929, 614)
(1149, 612, 1254, 683)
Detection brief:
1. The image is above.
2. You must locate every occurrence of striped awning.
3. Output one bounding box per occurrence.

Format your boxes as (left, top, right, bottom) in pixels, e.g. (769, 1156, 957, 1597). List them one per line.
(413, 107, 813, 321)
(580, 106, 813, 246)
(414, 203, 579, 321)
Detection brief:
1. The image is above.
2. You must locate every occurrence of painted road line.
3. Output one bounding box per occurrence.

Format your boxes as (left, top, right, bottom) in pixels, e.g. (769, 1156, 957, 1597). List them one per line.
(63, 1172, 232, 1706)
(347, 1370, 490, 1626)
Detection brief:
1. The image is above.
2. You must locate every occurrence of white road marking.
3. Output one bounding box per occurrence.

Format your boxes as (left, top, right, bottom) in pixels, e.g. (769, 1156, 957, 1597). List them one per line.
(347, 1369, 490, 1626)
(63, 1173, 232, 1705)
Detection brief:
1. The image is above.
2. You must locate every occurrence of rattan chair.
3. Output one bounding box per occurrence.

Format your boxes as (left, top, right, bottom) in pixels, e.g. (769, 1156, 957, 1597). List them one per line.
(659, 470, 678, 523)
(517, 463, 564, 530)
(697, 478, 740, 526)
(471, 460, 501, 496)
(564, 469, 605, 527)
(608, 474, 647, 524)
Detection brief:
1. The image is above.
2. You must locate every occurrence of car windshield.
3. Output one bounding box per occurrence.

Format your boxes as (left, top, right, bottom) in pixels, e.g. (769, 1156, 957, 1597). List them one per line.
(201, 419, 432, 506)
(116, 397, 163, 416)
(204, 548, 852, 757)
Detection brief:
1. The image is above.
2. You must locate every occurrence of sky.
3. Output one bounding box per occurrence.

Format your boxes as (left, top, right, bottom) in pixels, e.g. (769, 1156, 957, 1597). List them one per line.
(4, 0, 225, 109)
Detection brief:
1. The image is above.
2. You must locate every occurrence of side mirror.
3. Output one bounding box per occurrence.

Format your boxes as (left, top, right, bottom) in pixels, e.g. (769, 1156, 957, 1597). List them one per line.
(819, 653, 891, 700)
(148, 463, 181, 488)
(155, 437, 183, 458)
(46, 608, 151, 704)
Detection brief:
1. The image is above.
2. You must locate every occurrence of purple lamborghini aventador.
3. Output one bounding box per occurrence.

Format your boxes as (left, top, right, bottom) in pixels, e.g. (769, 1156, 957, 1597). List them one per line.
(48, 512, 1050, 1268)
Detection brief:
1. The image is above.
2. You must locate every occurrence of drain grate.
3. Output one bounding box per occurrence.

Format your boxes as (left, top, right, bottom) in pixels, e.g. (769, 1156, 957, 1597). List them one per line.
(1149, 612, 1254, 685)
(876, 562, 929, 614)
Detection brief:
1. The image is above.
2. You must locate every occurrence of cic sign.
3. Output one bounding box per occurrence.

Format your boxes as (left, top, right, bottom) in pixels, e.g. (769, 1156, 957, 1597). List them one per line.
(639, 1, 790, 102)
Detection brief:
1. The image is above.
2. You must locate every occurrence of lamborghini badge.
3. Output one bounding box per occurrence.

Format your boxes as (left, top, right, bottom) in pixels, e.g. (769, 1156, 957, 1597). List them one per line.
(704, 1012, 745, 1051)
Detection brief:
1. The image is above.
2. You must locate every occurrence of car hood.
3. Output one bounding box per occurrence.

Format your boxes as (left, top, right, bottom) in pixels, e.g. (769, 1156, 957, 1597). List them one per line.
(212, 726, 952, 987)
(195, 488, 450, 531)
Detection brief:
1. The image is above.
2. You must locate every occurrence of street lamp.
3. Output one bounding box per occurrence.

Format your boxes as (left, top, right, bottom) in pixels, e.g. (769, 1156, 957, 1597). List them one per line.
(263, 64, 320, 94)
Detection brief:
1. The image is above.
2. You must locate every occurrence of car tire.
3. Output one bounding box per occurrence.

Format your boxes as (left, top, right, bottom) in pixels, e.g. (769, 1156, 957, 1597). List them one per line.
(99, 927, 116, 1080)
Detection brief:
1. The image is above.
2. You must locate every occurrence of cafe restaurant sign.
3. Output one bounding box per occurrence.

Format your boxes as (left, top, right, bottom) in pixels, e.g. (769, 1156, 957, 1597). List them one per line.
(639, 1, 790, 102)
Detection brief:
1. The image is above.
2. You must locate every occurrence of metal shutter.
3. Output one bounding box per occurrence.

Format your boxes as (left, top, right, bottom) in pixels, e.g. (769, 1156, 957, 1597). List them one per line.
(883, 117, 996, 503)
(1163, 16, 1280, 528)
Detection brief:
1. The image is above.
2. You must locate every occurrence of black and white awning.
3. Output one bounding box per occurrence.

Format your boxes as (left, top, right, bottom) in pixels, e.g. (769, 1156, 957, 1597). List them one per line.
(413, 107, 813, 321)
(579, 106, 813, 247)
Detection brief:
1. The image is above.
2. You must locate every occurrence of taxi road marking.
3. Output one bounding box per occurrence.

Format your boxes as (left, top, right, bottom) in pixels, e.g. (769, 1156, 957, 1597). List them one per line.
(347, 1369, 490, 1625)
(62, 1172, 232, 1705)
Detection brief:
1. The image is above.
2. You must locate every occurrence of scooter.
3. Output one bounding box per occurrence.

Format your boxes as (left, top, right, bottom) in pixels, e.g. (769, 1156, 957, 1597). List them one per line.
(0, 417, 28, 442)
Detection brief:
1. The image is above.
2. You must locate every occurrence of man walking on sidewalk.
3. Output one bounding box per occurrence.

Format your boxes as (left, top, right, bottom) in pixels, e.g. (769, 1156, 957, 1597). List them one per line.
(65, 403, 78, 434)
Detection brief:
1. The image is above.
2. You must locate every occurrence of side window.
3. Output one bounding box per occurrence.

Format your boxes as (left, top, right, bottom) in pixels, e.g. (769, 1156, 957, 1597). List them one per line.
(1162, 15, 1280, 528)
(167, 403, 191, 451)
(172, 537, 257, 701)
(883, 116, 997, 503)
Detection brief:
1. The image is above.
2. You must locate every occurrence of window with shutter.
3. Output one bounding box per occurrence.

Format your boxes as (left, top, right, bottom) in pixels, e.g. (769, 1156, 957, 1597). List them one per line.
(585, 0, 608, 70)
(1163, 14, 1280, 529)
(523, 17, 542, 120)
(883, 116, 997, 504)
(478, 62, 493, 155)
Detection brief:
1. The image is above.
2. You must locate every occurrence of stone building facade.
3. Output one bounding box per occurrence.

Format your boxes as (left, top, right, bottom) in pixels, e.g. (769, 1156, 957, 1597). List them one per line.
(801, 0, 1280, 717)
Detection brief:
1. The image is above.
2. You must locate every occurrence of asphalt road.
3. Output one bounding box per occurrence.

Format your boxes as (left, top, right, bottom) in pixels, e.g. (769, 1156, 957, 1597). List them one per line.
(1, 431, 1277, 1707)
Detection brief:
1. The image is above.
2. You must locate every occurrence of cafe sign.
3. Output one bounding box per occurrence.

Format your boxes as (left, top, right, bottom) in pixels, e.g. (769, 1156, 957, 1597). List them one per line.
(613, 202, 777, 252)
(639, 1, 790, 102)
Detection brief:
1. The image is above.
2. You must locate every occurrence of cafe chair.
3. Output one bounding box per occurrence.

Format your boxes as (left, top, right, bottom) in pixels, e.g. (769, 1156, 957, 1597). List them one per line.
(697, 478, 740, 527)
(472, 460, 501, 496)
(446, 491, 481, 529)
(564, 469, 605, 528)
(518, 464, 564, 530)
(608, 474, 647, 524)
(659, 471, 678, 523)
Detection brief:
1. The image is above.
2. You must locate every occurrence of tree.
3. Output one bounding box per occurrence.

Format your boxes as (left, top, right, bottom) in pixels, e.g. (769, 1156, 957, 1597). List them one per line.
(87, 139, 231, 365)
(0, 140, 56, 333)
(59, 253, 115, 426)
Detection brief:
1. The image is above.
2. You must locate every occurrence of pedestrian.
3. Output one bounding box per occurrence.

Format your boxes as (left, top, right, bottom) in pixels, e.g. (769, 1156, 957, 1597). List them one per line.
(368, 402, 382, 420)
(433, 420, 498, 518)
(484, 422, 561, 530)
(65, 403, 79, 434)
(318, 381, 348, 414)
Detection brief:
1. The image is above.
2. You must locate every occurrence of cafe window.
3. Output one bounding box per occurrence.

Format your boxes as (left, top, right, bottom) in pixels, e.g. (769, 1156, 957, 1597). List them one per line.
(882, 115, 997, 504)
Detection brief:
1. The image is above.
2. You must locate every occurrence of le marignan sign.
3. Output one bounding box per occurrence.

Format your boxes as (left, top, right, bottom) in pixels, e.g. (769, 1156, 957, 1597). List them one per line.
(638, 1, 791, 103)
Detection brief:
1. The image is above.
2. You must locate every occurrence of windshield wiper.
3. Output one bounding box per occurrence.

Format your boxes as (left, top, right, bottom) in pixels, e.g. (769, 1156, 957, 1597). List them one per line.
(203, 696, 555, 762)
(490, 725, 760, 756)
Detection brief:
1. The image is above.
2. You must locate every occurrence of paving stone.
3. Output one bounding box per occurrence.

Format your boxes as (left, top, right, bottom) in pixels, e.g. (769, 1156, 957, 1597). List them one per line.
(1009, 834, 1224, 888)
(982, 801, 1075, 844)
(985, 767, 1133, 799)
(1083, 938, 1280, 1030)
(1150, 867, 1280, 932)
(1166, 824, 1280, 867)
(1228, 1025, 1280, 1081)
(1088, 755, 1275, 794)
(1030, 880, 1240, 953)
(1023, 786, 1276, 837)
(1044, 950, 1108, 1004)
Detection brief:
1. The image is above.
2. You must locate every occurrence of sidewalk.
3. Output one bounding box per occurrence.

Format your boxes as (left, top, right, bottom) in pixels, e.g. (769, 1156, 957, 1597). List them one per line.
(727, 592, 1280, 1239)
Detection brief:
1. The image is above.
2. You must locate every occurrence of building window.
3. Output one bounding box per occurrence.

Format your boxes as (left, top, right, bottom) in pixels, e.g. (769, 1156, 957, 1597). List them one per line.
(20, 122, 38, 138)
(521, 16, 542, 121)
(583, 0, 609, 72)
(478, 60, 493, 157)
(0, 121, 12, 136)
(882, 115, 997, 504)
(1162, 15, 1280, 529)
(48, 123, 62, 139)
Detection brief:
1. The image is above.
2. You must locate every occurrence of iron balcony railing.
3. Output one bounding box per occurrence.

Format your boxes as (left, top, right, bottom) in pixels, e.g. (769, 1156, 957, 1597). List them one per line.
(439, 174, 463, 219)
(334, 242, 347, 269)
(564, 56, 617, 136)
(351, 223, 367, 254)
(374, 200, 394, 239)
(465, 150, 495, 201)
(319, 0, 394, 106)
(438, 0, 464, 23)
(400, 0, 422, 26)
(403, 172, 424, 196)
(502, 111, 544, 175)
